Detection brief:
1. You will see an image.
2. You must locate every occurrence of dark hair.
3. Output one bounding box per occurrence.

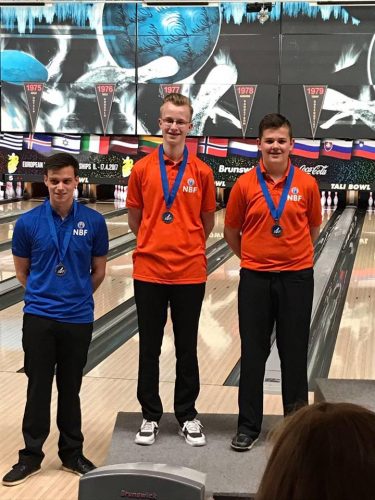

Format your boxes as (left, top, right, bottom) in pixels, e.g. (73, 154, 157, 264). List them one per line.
(44, 152, 79, 177)
(161, 93, 193, 120)
(256, 402, 375, 500)
(258, 113, 292, 139)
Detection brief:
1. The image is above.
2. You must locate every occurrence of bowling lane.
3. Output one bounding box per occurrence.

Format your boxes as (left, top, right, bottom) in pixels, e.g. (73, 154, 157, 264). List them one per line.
(0, 199, 41, 220)
(0, 210, 226, 373)
(329, 210, 375, 380)
(0, 199, 122, 226)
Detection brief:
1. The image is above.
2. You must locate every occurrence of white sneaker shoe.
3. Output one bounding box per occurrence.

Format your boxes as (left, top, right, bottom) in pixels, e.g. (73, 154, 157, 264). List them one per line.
(179, 419, 206, 446)
(135, 419, 159, 445)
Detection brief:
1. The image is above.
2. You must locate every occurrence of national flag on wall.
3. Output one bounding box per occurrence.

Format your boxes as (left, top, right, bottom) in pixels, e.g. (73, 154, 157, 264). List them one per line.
(291, 139, 320, 159)
(23, 133, 52, 154)
(52, 134, 81, 154)
(81, 135, 110, 155)
(198, 137, 228, 157)
(352, 140, 375, 160)
(139, 136, 163, 155)
(109, 136, 138, 155)
(320, 139, 352, 160)
(0, 133, 24, 150)
(228, 139, 258, 158)
(185, 137, 198, 156)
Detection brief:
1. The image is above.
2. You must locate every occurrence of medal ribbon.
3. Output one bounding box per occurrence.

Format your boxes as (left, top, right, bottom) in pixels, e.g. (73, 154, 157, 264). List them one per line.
(46, 199, 76, 264)
(256, 164, 295, 223)
(159, 145, 188, 210)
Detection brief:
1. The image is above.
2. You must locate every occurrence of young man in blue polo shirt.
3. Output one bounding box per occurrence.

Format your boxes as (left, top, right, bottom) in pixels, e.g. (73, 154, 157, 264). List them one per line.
(2, 153, 109, 486)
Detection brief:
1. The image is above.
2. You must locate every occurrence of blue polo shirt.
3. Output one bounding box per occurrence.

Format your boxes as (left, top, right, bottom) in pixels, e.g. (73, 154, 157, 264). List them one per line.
(12, 199, 109, 323)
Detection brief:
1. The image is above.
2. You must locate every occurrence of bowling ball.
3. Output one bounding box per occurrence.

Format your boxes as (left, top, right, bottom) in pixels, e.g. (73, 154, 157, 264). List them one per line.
(0, 50, 48, 84)
(101, 4, 221, 83)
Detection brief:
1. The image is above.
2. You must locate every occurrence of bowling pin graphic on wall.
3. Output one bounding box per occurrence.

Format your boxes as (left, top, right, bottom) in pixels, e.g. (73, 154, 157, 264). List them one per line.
(368, 192, 373, 210)
(321, 191, 326, 208)
(95, 83, 115, 135)
(24, 82, 44, 132)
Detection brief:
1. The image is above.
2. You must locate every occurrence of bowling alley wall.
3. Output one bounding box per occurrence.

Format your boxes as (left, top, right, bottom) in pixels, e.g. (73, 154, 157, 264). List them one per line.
(1, 2, 375, 191)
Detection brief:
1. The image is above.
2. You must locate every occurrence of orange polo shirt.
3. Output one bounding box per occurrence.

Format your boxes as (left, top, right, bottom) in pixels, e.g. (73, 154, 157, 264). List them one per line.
(127, 148, 216, 284)
(225, 160, 322, 271)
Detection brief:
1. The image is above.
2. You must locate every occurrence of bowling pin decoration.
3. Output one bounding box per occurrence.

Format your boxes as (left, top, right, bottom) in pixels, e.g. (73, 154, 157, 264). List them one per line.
(16, 181, 22, 198)
(320, 191, 326, 207)
(74, 187, 79, 199)
(368, 192, 373, 210)
(327, 191, 332, 207)
(333, 191, 338, 208)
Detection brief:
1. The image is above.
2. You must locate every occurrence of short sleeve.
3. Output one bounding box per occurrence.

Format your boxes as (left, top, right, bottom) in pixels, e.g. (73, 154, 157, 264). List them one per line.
(307, 178, 323, 227)
(126, 162, 143, 210)
(92, 215, 109, 256)
(12, 218, 31, 258)
(225, 177, 247, 229)
(201, 167, 216, 213)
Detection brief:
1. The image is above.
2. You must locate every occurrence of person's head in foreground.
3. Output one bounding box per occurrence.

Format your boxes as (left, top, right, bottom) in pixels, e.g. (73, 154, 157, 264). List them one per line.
(256, 401, 375, 500)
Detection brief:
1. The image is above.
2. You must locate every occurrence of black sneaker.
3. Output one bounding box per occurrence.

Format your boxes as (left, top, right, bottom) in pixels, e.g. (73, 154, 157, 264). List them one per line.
(231, 432, 258, 451)
(2, 462, 41, 486)
(62, 455, 96, 476)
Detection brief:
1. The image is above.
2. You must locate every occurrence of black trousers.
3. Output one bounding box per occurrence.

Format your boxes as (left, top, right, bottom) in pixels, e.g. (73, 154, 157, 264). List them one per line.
(237, 268, 314, 438)
(19, 313, 93, 466)
(134, 280, 206, 425)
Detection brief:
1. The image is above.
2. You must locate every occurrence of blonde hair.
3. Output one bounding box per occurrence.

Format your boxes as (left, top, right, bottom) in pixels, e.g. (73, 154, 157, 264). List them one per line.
(256, 402, 375, 500)
(160, 93, 193, 120)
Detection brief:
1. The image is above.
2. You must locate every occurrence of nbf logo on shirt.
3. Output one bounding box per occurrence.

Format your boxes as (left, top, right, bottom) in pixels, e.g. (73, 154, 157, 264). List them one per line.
(183, 178, 198, 193)
(288, 186, 302, 202)
(73, 221, 88, 236)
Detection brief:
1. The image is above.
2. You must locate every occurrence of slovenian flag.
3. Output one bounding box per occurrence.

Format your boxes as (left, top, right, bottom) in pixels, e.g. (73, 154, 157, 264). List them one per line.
(198, 137, 228, 158)
(0, 133, 24, 150)
(291, 139, 320, 159)
(228, 139, 258, 158)
(321, 139, 352, 160)
(352, 140, 375, 160)
(23, 133, 52, 154)
(109, 136, 138, 155)
(81, 135, 110, 155)
(52, 134, 81, 154)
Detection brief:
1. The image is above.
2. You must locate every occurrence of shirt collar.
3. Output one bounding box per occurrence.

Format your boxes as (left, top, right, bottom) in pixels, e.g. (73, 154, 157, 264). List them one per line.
(259, 158, 291, 182)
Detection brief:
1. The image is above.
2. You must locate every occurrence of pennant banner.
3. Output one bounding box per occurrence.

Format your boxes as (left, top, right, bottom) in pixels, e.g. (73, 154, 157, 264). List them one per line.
(95, 83, 116, 135)
(24, 82, 44, 132)
(234, 85, 257, 138)
(159, 84, 182, 98)
(303, 85, 327, 139)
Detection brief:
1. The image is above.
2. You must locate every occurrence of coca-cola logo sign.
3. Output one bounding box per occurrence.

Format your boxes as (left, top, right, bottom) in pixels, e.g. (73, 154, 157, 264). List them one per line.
(299, 164, 328, 175)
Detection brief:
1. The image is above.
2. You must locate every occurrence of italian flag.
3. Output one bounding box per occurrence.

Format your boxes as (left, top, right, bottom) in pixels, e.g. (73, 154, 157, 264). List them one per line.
(81, 135, 110, 155)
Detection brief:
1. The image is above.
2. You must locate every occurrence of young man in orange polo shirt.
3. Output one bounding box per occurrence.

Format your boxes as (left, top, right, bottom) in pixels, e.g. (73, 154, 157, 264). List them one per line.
(224, 113, 322, 451)
(127, 93, 216, 446)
